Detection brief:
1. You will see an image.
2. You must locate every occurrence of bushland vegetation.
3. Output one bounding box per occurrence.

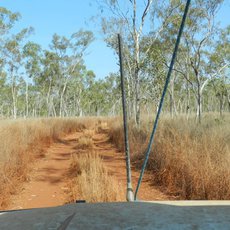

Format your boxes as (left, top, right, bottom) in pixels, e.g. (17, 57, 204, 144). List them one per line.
(0, 118, 90, 208)
(0, 0, 229, 207)
(108, 114, 230, 200)
(0, 118, 123, 208)
(0, 2, 229, 122)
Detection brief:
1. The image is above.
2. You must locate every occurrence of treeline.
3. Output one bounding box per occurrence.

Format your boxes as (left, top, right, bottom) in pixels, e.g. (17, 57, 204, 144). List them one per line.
(0, 1, 229, 121)
(0, 7, 119, 118)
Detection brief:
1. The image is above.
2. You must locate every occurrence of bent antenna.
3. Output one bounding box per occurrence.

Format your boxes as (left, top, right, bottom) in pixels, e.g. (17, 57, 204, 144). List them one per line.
(118, 34, 134, 202)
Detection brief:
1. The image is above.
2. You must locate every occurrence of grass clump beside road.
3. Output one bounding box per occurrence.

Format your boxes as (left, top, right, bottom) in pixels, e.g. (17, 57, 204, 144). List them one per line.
(108, 114, 230, 200)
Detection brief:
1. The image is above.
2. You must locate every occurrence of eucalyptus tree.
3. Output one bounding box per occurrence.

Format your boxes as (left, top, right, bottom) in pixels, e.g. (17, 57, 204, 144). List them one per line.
(64, 30, 94, 117)
(65, 69, 94, 116)
(0, 8, 45, 118)
(0, 7, 19, 72)
(82, 72, 120, 116)
(96, 0, 189, 124)
(0, 7, 97, 118)
(0, 7, 20, 43)
(37, 50, 60, 116)
(0, 7, 20, 117)
(23, 41, 43, 117)
(2, 28, 33, 118)
(47, 31, 94, 117)
(174, 0, 225, 122)
(145, 0, 226, 122)
(96, 0, 152, 124)
(0, 71, 11, 117)
(208, 26, 230, 115)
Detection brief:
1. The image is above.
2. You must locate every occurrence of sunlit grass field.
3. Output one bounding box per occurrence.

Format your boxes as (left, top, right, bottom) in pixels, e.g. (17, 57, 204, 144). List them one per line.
(108, 113, 230, 200)
(0, 113, 229, 209)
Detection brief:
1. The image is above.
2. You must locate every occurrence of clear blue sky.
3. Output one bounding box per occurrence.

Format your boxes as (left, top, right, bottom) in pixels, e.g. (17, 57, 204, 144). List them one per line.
(1, 0, 118, 79)
(1, 0, 229, 79)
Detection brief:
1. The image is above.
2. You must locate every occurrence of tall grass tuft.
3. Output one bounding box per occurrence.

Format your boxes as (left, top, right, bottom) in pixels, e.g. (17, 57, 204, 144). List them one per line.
(68, 151, 123, 202)
(77, 136, 94, 150)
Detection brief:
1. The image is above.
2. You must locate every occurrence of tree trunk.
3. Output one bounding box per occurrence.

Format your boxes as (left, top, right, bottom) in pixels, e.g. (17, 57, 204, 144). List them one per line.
(59, 81, 67, 117)
(25, 82, 29, 118)
(196, 85, 202, 123)
(219, 95, 224, 118)
(169, 73, 177, 118)
(47, 79, 52, 116)
(186, 79, 190, 119)
(227, 93, 230, 112)
(134, 69, 141, 126)
(11, 70, 17, 119)
(169, 93, 173, 117)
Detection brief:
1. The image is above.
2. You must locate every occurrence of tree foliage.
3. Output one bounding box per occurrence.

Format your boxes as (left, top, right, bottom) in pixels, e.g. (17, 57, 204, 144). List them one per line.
(0, 3, 229, 120)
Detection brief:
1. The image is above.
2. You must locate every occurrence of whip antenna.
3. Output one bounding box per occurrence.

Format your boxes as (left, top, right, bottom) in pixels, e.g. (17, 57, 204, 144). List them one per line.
(134, 0, 191, 200)
(118, 34, 134, 202)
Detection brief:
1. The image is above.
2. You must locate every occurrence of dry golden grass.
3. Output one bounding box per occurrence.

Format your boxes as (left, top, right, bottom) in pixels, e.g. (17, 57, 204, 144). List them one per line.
(108, 114, 230, 200)
(68, 151, 123, 203)
(0, 117, 94, 209)
(77, 136, 94, 150)
(83, 129, 95, 137)
(95, 119, 109, 133)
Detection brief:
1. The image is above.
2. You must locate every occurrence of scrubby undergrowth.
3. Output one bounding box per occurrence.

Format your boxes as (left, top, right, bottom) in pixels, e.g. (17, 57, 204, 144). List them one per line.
(108, 114, 230, 200)
(0, 117, 93, 209)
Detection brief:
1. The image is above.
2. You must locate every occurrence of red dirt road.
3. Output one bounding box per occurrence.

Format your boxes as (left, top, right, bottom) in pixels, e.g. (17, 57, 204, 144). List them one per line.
(9, 129, 169, 210)
(9, 133, 81, 210)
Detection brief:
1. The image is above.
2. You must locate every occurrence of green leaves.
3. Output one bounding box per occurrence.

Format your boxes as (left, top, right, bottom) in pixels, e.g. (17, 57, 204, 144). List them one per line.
(71, 30, 94, 53)
(0, 7, 20, 35)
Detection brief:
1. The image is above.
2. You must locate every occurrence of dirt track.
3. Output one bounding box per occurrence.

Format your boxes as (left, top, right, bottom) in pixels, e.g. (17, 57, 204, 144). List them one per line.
(9, 128, 169, 210)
